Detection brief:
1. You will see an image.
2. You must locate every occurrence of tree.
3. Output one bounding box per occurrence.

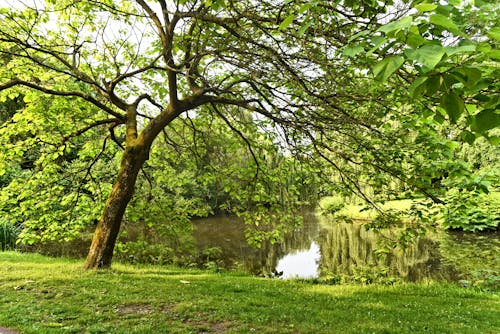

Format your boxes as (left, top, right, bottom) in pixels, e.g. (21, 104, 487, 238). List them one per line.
(0, 0, 496, 269)
(341, 0, 500, 140)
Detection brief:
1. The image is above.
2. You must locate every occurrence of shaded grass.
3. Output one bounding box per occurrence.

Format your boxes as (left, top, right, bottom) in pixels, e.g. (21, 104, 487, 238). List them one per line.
(0, 252, 499, 333)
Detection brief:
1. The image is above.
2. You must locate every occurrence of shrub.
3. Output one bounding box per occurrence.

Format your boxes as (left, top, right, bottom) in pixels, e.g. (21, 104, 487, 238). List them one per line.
(0, 219, 20, 251)
(442, 191, 500, 232)
(114, 240, 176, 265)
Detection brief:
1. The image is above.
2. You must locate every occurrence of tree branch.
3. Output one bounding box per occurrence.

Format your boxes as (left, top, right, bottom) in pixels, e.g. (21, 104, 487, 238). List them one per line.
(0, 79, 126, 120)
(211, 103, 260, 180)
(63, 118, 122, 142)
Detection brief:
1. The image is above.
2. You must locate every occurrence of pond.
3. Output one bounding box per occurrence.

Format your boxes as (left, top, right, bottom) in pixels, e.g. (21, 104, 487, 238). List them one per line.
(192, 212, 500, 282)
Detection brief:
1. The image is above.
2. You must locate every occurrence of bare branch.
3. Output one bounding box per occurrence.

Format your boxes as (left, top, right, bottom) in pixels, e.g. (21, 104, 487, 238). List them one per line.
(211, 103, 260, 180)
(63, 118, 122, 142)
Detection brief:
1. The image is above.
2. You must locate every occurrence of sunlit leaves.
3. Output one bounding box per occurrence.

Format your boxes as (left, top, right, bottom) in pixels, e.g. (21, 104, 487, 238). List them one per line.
(414, 3, 438, 12)
(404, 44, 446, 72)
(357, 0, 499, 136)
(372, 56, 405, 81)
(444, 45, 476, 56)
(205, 0, 226, 10)
(429, 14, 460, 35)
(487, 27, 500, 41)
(377, 16, 413, 35)
(279, 15, 295, 31)
(342, 45, 364, 57)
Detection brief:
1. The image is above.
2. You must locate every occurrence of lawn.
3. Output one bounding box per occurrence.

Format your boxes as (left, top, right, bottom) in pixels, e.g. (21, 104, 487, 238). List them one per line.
(0, 252, 499, 333)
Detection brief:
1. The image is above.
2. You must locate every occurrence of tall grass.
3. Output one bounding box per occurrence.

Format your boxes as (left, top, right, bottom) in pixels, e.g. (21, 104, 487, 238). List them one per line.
(0, 219, 19, 251)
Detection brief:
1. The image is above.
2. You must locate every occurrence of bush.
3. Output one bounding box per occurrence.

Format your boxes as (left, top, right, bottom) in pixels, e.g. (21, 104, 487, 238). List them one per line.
(442, 191, 500, 232)
(0, 219, 20, 251)
(114, 240, 176, 265)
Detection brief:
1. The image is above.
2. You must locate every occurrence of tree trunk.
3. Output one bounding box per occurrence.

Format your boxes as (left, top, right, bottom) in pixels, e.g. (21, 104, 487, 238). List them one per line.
(84, 145, 148, 269)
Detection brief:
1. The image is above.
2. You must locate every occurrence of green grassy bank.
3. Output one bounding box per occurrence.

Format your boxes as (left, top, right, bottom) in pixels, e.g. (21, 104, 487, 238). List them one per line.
(0, 252, 499, 333)
(319, 191, 500, 221)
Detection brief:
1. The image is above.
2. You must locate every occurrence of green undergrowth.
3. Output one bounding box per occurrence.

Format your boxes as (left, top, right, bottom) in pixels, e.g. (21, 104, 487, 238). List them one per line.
(0, 252, 499, 333)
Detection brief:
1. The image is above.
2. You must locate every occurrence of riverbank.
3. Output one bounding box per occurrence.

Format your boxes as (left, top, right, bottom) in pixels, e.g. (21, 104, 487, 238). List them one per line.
(319, 192, 500, 222)
(0, 252, 498, 333)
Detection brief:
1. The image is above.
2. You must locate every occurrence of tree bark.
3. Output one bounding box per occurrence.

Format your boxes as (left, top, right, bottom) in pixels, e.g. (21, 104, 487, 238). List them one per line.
(84, 144, 148, 269)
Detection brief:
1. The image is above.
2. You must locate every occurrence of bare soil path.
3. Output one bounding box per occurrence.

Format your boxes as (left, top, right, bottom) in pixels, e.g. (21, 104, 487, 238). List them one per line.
(0, 327, 18, 334)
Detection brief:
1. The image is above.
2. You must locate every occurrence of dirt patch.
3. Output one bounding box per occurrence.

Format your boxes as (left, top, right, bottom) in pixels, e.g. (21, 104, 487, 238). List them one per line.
(0, 327, 19, 334)
(117, 304, 153, 315)
(185, 319, 232, 334)
(160, 304, 177, 315)
(209, 321, 231, 333)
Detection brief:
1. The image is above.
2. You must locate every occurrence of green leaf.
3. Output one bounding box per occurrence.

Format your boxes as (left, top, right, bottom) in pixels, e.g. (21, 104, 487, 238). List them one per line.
(366, 36, 387, 55)
(415, 4, 438, 12)
(487, 50, 500, 60)
(462, 67, 482, 89)
(377, 16, 413, 34)
(444, 45, 476, 56)
(299, 3, 313, 14)
(347, 30, 370, 43)
(297, 21, 313, 36)
(407, 26, 427, 48)
(279, 14, 295, 30)
(408, 76, 427, 97)
(460, 130, 476, 144)
(429, 14, 460, 34)
(343, 45, 364, 57)
(488, 136, 500, 145)
(404, 44, 445, 71)
(474, 109, 500, 132)
(440, 92, 464, 124)
(372, 55, 405, 81)
(425, 75, 442, 96)
(487, 27, 500, 41)
(476, 42, 492, 53)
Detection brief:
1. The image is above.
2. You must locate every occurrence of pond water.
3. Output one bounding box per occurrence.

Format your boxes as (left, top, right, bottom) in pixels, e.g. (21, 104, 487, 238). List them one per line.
(192, 212, 500, 282)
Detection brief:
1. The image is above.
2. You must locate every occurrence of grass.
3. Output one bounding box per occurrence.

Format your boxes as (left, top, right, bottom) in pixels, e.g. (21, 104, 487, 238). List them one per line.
(319, 196, 416, 220)
(320, 191, 500, 221)
(0, 252, 499, 333)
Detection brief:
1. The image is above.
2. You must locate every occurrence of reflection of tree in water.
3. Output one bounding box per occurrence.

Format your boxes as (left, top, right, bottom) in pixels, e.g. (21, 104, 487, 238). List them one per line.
(437, 231, 500, 280)
(317, 219, 461, 282)
(192, 212, 319, 275)
(193, 213, 498, 281)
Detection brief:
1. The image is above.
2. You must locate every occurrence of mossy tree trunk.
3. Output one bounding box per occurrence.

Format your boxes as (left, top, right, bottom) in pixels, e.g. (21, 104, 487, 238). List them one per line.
(83, 102, 183, 270)
(83, 144, 149, 269)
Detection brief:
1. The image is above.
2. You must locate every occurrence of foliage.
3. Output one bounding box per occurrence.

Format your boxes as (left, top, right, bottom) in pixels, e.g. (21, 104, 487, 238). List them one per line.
(318, 196, 346, 216)
(0, 92, 117, 245)
(114, 240, 176, 265)
(0, 218, 19, 251)
(1, 252, 499, 333)
(342, 0, 500, 140)
(441, 190, 500, 231)
(0, 0, 498, 268)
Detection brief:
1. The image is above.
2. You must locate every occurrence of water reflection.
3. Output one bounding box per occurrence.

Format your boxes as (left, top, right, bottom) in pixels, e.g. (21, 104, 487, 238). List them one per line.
(318, 219, 460, 281)
(193, 213, 318, 276)
(275, 242, 321, 279)
(192, 213, 500, 282)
